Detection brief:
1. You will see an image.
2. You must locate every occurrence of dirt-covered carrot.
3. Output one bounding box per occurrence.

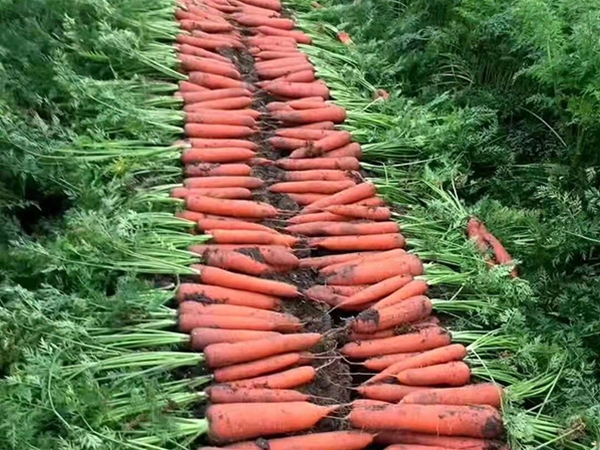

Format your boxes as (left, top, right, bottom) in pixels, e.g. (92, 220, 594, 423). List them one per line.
(247, 36, 297, 48)
(179, 313, 299, 333)
(207, 402, 337, 443)
(185, 124, 255, 139)
(397, 361, 471, 387)
(271, 106, 346, 124)
(352, 295, 432, 334)
(179, 302, 297, 323)
(208, 386, 309, 404)
(349, 403, 503, 439)
(366, 344, 468, 384)
(185, 163, 252, 177)
(277, 157, 361, 171)
(302, 182, 376, 213)
(270, 180, 356, 194)
(223, 365, 316, 389)
(290, 132, 353, 159)
(189, 71, 251, 90)
(288, 211, 350, 224)
(268, 136, 310, 150)
(326, 205, 391, 221)
(218, 431, 375, 450)
(195, 248, 272, 275)
(214, 352, 311, 382)
(186, 196, 278, 218)
(177, 283, 281, 310)
(402, 383, 503, 407)
(341, 327, 452, 359)
(356, 384, 427, 403)
(172, 187, 253, 199)
(275, 128, 337, 140)
(308, 234, 405, 251)
(282, 170, 354, 182)
(204, 333, 322, 368)
(190, 328, 281, 350)
(287, 193, 328, 205)
(179, 19, 235, 33)
(299, 252, 375, 269)
(321, 248, 412, 271)
(265, 81, 330, 99)
(188, 138, 258, 149)
(178, 88, 250, 104)
(192, 264, 299, 297)
(182, 147, 257, 164)
(233, 13, 294, 29)
(290, 221, 400, 237)
(209, 229, 298, 247)
(288, 99, 328, 110)
(190, 245, 299, 269)
(179, 54, 241, 78)
(375, 431, 501, 449)
(374, 279, 429, 310)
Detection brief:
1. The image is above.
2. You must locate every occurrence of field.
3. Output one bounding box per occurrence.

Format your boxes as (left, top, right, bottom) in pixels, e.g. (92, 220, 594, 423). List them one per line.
(0, 0, 599, 448)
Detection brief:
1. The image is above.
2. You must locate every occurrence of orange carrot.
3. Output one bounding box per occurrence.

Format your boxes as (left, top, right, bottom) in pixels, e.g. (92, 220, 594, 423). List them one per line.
(208, 386, 309, 404)
(223, 365, 316, 389)
(289, 100, 328, 110)
(185, 124, 255, 139)
(275, 128, 337, 140)
(287, 193, 328, 205)
(268, 136, 310, 150)
(356, 384, 427, 403)
(186, 196, 278, 218)
(326, 205, 391, 221)
(265, 81, 329, 99)
(397, 361, 471, 386)
(177, 34, 241, 51)
(179, 88, 248, 104)
(192, 264, 299, 297)
(185, 97, 254, 111)
(296, 121, 335, 129)
(290, 134, 354, 159)
(190, 328, 281, 350)
(362, 352, 421, 371)
(179, 313, 300, 333)
(288, 211, 351, 224)
(189, 72, 250, 90)
(221, 431, 375, 450)
(179, 302, 296, 322)
(247, 36, 297, 48)
(179, 19, 235, 33)
(290, 221, 400, 237)
(325, 143, 363, 159)
(299, 252, 375, 269)
(355, 196, 386, 207)
(207, 402, 337, 443)
(270, 180, 356, 194)
(179, 80, 209, 92)
(341, 327, 452, 359)
(257, 63, 314, 80)
(302, 182, 376, 213)
(373, 279, 430, 310)
(320, 249, 408, 274)
(188, 138, 258, 149)
(367, 344, 468, 384)
(308, 234, 405, 251)
(214, 352, 311, 382)
(349, 403, 503, 439)
(176, 283, 281, 310)
(186, 110, 256, 126)
(185, 163, 252, 177)
(271, 106, 346, 124)
(282, 170, 353, 182)
(204, 333, 322, 367)
(190, 245, 298, 269)
(177, 44, 233, 62)
(209, 229, 298, 247)
(304, 285, 347, 305)
(402, 383, 503, 407)
(352, 295, 432, 334)
(256, 25, 311, 44)
(277, 157, 360, 171)
(327, 255, 422, 285)
(197, 218, 278, 234)
(375, 431, 501, 449)
(185, 176, 263, 189)
(174, 187, 253, 199)
(276, 70, 316, 82)
(349, 329, 397, 341)
(197, 248, 272, 275)
(258, 59, 312, 74)
(182, 147, 256, 164)
(237, 0, 282, 11)
(179, 54, 241, 78)
(233, 14, 294, 29)
(342, 274, 413, 307)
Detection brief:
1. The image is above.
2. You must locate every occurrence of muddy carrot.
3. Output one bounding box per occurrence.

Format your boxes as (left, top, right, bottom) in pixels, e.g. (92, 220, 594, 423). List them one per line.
(292, 221, 400, 237)
(277, 157, 361, 171)
(342, 275, 413, 307)
(186, 196, 278, 218)
(326, 205, 391, 221)
(180, 302, 299, 324)
(265, 81, 330, 99)
(179, 19, 235, 33)
(270, 180, 356, 194)
(402, 383, 503, 407)
(367, 344, 468, 384)
(185, 163, 252, 177)
(223, 365, 316, 389)
(308, 234, 405, 251)
(190, 328, 281, 350)
(192, 264, 299, 297)
(221, 431, 375, 450)
(341, 327, 452, 359)
(375, 431, 501, 449)
(268, 136, 310, 150)
(282, 170, 354, 182)
(271, 106, 346, 124)
(275, 129, 338, 141)
(204, 333, 322, 368)
(197, 248, 273, 275)
(357, 384, 427, 403)
(190, 245, 298, 269)
(214, 352, 311, 382)
(177, 34, 241, 51)
(208, 386, 309, 403)
(177, 44, 232, 62)
(352, 295, 432, 334)
(188, 138, 258, 149)
(172, 187, 252, 199)
(182, 147, 257, 164)
(355, 196, 386, 207)
(320, 250, 410, 272)
(209, 229, 298, 246)
(176, 283, 281, 310)
(299, 252, 375, 269)
(290, 131, 352, 158)
(207, 402, 337, 443)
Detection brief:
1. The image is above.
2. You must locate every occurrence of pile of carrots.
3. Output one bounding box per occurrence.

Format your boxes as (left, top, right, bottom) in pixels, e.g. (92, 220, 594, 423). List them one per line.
(168, 0, 509, 447)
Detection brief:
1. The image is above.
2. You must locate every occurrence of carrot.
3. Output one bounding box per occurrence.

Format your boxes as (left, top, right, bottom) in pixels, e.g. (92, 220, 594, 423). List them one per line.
(214, 352, 311, 382)
(296, 121, 335, 129)
(172, 187, 252, 199)
(188, 138, 258, 149)
(356, 384, 427, 403)
(352, 295, 432, 334)
(189, 72, 250, 90)
(355, 196, 386, 207)
(289, 99, 327, 110)
(275, 70, 316, 82)
(258, 63, 314, 79)
(221, 431, 375, 450)
(190, 245, 299, 269)
(327, 255, 422, 285)
(179, 313, 299, 333)
(271, 106, 346, 124)
(367, 344, 468, 384)
(177, 34, 241, 51)
(197, 218, 278, 234)
(233, 14, 294, 29)
(291, 221, 400, 238)
(483, 230, 517, 276)
(190, 31, 243, 46)
(185, 124, 254, 139)
(247, 36, 297, 48)
(185, 176, 263, 189)
(185, 163, 252, 177)
(397, 361, 471, 387)
(179, 55, 241, 79)
(302, 182, 377, 213)
(268, 136, 310, 150)
(348, 328, 397, 341)
(237, 0, 282, 11)
(308, 234, 405, 251)
(287, 193, 328, 205)
(190, 328, 281, 350)
(299, 252, 374, 268)
(204, 333, 321, 367)
(209, 229, 298, 247)
(176, 283, 281, 310)
(373, 279, 430, 310)
(198, 248, 272, 275)
(223, 365, 316, 389)
(277, 157, 360, 171)
(207, 402, 337, 443)
(192, 264, 299, 297)
(283, 169, 354, 182)
(208, 386, 309, 404)
(186, 196, 278, 218)
(304, 285, 347, 305)
(255, 51, 306, 61)
(326, 205, 391, 221)
(402, 383, 503, 407)
(288, 211, 350, 224)
(270, 180, 356, 194)
(185, 97, 254, 111)
(185, 109, 255, 127)
(179, 81, 209, 92)
(325, 143, 363, 159)
(341, 327, 452, 359)
(258, 59, 312, 72)
(256, 25, 311, 44)
(375, 432, 501, 450)
(290, 133, 354, 159)
(342, 275, 413, 307)
(362, 352, 421, 371)
(265, 81, 329, 99)
(179, 19, 235, 33)
(180, 302, 299, 324)
(349, 403, 503, 439)
(182, 147, 256, 164)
